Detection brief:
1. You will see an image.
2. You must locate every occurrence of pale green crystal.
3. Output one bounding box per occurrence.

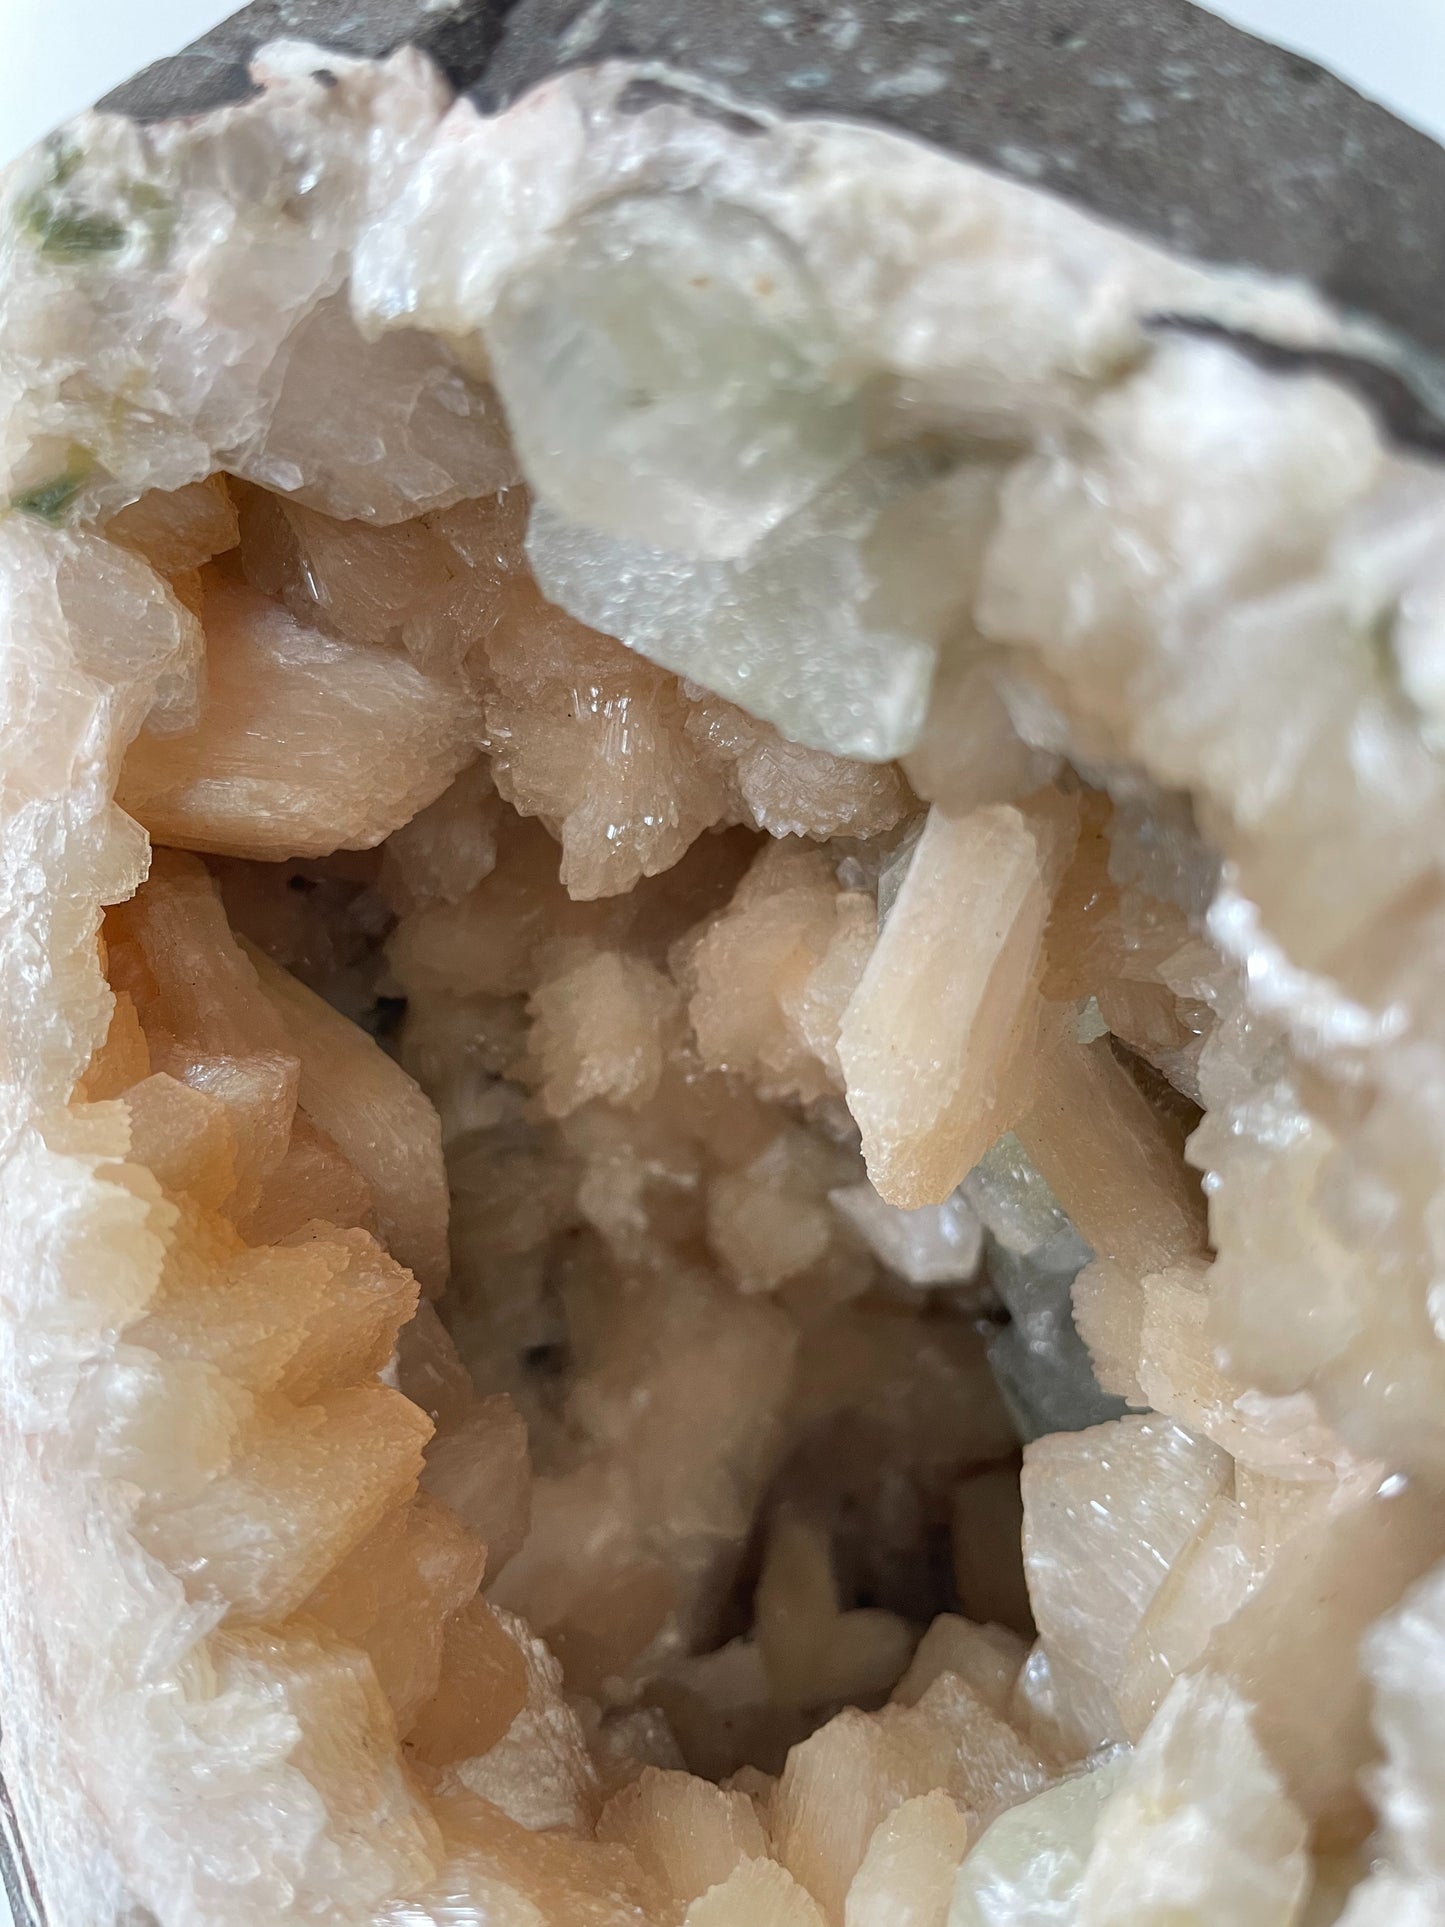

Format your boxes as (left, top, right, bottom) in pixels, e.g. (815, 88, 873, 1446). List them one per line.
(486, 192, 866, 560)
(526, 455, 983, 761)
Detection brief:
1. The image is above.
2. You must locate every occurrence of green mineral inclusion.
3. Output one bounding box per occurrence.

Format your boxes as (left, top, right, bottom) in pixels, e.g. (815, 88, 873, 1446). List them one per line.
(9, 450, 95, 526)
(15, 140, 126, 262)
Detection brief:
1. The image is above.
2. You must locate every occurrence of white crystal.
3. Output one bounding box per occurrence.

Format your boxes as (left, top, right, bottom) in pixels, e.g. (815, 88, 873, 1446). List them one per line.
(829, 1182, 984, 1286)
(949, 1758, 1126, 1926)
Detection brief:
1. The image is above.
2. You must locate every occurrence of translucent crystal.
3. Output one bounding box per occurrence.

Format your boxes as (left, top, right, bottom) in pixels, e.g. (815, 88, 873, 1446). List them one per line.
(527, 462, 956, 763)
(829, 1183, 983, 1287)
(488, 193, 865, 561)
(232, 289, 519, 521)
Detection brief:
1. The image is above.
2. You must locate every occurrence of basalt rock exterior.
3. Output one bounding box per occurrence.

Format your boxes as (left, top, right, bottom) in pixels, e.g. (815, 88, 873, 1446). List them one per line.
(2, 11, 1445, 1927)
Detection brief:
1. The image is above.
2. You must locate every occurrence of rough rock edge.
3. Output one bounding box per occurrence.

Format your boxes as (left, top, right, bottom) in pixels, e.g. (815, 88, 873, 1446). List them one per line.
(101, 0, 1445, 418)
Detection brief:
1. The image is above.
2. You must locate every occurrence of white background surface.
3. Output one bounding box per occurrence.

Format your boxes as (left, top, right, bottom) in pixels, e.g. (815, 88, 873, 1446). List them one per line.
(0, 2, 1440, 1925)
(2, 0, 1445, 163)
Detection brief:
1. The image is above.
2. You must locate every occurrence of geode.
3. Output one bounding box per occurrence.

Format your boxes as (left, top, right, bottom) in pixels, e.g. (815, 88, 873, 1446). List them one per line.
(3, 3, 1445, 1924)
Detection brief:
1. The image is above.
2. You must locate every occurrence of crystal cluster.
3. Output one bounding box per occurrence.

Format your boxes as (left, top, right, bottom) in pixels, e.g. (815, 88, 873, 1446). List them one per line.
(1, 38, 1444, 1927)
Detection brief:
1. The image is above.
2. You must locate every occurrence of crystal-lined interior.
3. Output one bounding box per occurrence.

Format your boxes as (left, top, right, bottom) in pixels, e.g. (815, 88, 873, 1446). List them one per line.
(5, 47, 1445, 1927)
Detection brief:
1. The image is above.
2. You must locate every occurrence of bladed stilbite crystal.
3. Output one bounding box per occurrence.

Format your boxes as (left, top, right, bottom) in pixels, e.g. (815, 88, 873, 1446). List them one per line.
(4, 19, 1445, 1927)
(247, 938, 451, 1292)
(843, 1789, 972, 1927)
(771, 1679, 1048, 1923)
(683, 1856, 830, 1927)
(597, 1766, 769, 1911)
(894, 1619, 1022, 1712)
(117, 574, 486, 861)
(1022, 1416, 1233, 1748)
(754, 1510, 915, 1711)
(838, 803, 1063, 1209)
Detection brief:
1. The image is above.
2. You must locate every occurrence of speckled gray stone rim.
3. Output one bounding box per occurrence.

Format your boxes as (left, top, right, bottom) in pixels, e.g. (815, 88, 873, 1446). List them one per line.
(104, 0, 1445, 374)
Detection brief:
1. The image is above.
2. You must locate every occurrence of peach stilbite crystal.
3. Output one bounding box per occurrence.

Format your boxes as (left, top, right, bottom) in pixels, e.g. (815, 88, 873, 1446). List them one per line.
(479, 576, 734, 900)
(246, 941, 450, 1291)
(118, 573, 485, 861)
(838, 803, 1064, 1208)
(771, 1678, 1046, 1922)
(683, 1857, 830, 1927)
(843, 1789, 971, 1927)
(597, 1767, 769, 1910)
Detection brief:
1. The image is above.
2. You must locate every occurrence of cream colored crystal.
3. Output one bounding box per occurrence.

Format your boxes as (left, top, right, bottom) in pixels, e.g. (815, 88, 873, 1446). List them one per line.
(839, 804, 1063, 1208)
(1022, 1415, 1232, 1746)
(845, 1791, 971, 1927)
(684, 1856, 831, 1927)
(772, 1679, 1047, 1922)
(755, 1510, 915, 1711)
(1077, 1673, 1309, 1925)
(893, 1619, 1028, 1718)
(949, 1759, 1126, 1927)
(598, 1767, 768, 1911)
